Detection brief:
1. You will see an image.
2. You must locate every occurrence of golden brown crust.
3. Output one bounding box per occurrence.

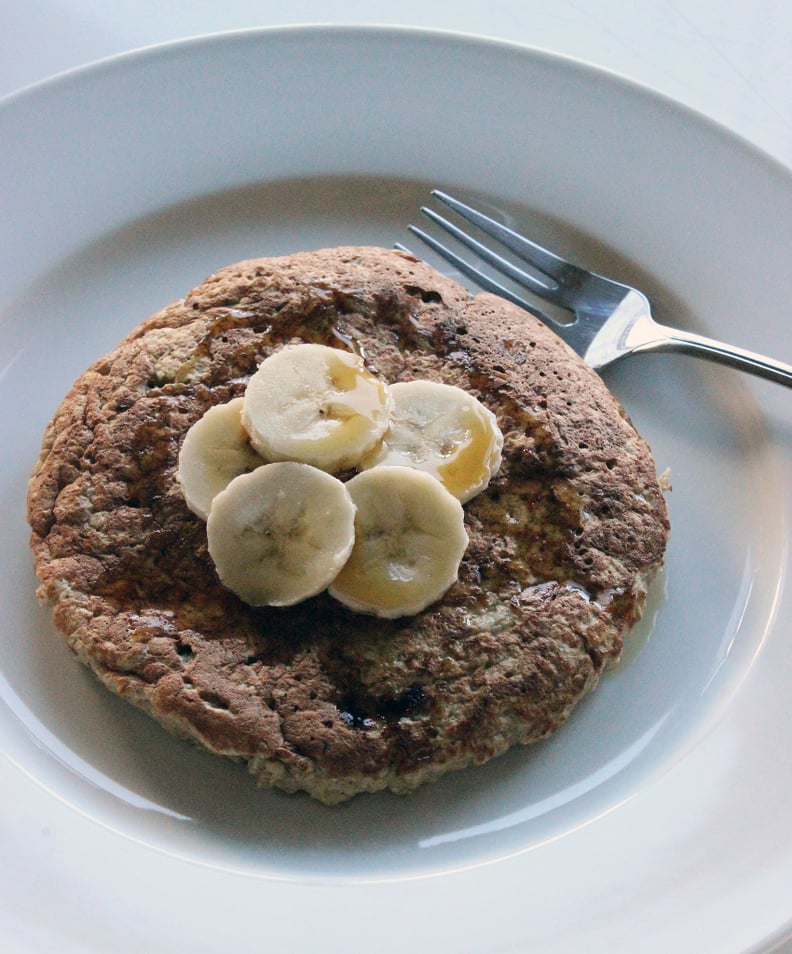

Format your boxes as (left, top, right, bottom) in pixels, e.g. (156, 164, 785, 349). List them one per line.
(27, 246, 669, 803)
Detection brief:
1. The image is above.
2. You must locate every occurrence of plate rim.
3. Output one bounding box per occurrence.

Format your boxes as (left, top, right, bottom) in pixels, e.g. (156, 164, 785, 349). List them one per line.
(3, 19, 792, 181)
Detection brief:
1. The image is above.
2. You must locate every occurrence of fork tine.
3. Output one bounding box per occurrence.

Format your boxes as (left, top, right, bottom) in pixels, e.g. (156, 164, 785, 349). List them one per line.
(431, 190, 575, 284)
(404, 224, 554, 322)
(418, 206, 556, 300)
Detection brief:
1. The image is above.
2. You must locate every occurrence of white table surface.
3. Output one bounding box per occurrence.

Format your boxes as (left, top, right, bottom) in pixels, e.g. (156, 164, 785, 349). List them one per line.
(3, 3, 792, 952)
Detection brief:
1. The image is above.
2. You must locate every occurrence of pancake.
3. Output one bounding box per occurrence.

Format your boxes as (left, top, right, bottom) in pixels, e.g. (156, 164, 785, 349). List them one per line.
(27, 246, 669, 804)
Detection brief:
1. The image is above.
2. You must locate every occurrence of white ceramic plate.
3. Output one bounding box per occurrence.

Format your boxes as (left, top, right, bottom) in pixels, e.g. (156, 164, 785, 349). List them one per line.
(2, 25, 792, 953)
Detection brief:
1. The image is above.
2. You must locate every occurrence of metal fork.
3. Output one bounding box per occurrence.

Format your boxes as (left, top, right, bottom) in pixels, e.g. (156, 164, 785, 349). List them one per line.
(403, 190, 792, 387)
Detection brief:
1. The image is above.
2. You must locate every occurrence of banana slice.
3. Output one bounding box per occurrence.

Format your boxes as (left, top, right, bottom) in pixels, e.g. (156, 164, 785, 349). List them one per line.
(360, 380, 503, 503)
(177, 397, 265, 520)
(206, 461, 356, 607)
(242, 343, 393, 473)
(328, 466, 468, 618)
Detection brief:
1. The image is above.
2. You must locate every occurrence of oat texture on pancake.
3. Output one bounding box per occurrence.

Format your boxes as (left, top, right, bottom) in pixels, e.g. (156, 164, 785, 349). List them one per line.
(27, 247, 669, 804)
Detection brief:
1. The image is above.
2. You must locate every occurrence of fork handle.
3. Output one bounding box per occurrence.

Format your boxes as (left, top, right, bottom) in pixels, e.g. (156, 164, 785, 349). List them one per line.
(647, 324, 792, 387)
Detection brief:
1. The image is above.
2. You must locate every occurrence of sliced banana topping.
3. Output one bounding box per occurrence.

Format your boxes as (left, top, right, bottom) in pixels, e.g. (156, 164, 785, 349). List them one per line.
(206, 462, 356, 607)
(242, 343, 393, 473)
(177, 397, 265, 520)
(360, 380, 503, 502)
(177, 345, 504, 617)
(328, 466, 468, 619)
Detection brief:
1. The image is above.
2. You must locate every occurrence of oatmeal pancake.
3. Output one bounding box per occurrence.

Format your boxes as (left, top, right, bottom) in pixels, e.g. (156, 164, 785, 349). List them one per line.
(27, 246, 669, 803)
